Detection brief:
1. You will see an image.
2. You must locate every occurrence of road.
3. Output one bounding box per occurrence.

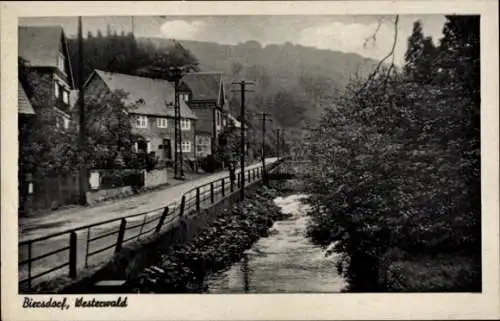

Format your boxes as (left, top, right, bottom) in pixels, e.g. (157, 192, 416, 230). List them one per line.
(18, 158, 278, 290)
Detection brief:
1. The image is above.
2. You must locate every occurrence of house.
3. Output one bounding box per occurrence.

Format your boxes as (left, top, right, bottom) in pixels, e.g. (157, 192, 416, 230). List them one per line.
(179, 72, 229, 157)
(18, 25, 75, 130)
(82, 70, 198, 163)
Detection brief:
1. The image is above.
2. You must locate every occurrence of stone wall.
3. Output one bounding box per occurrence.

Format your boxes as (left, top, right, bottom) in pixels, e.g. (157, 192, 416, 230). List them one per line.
(86, 186, 134, 206)
(144, 169, 168, 188)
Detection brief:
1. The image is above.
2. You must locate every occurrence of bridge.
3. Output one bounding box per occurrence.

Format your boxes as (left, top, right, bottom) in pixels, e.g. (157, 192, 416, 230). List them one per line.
(267, 159, 315, 180)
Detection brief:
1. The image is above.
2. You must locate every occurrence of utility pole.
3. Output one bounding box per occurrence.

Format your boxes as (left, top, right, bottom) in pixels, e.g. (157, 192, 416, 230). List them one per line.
(170, 66, 185, 180)
(232, 80, 254, 200)
(257, 112, 272, 183)
(276, 128, 280, 159)
(78, 16, 87, 205)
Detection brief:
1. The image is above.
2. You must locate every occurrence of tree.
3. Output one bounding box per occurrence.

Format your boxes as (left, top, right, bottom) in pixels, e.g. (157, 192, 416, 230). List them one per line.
(303, 16, 481, 291)
(135, 40, 200, 80)
(82, 89, 140, 169)
(213, 125, 241, 179)
(19, 67, 79, 179)
(404, 21, 438, 84)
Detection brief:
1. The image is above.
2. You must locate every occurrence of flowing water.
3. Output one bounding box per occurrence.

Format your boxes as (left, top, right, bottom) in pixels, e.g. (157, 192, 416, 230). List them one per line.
(205, 194, 346, 293)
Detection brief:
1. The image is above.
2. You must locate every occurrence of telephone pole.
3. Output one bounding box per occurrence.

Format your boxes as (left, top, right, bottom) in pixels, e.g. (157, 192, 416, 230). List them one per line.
(170, 66, 185, 180)
(232, 80, 254, 200)
(78, 16, 87, 205)
(257, 112, 272, 183)
(276, 128, 280, 159)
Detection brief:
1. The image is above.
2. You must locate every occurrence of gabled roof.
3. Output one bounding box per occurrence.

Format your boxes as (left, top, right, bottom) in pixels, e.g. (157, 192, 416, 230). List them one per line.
(181, 72, 224, 103)
(91, 70, 197, 119)
(19, 26, 63, 68)
(18, 25, 75, 88)
(18, 82, 35, 115)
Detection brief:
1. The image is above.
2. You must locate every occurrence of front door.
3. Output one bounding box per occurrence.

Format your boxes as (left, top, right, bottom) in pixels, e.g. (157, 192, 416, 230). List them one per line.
(163, 139, 172, 159)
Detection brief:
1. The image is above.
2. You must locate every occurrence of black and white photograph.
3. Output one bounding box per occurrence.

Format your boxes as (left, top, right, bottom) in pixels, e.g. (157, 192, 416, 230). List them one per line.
(1, 1, 499, 320)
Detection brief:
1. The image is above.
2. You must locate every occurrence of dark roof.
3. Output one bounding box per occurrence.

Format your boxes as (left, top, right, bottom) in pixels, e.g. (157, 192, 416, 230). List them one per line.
(18, 26, 64, 68)
(181, 72, 223, 102)
(18, 82, 35, 115)
(18, 25, 75, 89)
(92, 70, 197, 119)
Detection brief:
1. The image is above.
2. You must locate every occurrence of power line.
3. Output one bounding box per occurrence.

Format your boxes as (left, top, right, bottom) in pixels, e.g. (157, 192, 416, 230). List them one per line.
(232, 80, 254, 200)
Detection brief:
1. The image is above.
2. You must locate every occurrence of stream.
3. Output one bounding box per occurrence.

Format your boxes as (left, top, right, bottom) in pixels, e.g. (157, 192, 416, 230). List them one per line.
(204, 194, 346, 293)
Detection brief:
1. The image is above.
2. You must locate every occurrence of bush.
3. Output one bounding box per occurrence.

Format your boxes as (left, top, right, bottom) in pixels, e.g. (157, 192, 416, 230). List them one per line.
(99, 169, 144, 190)
(198, 155, 221, 173)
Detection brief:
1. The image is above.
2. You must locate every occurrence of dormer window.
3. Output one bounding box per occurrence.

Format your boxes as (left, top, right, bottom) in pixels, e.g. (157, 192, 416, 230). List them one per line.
(57, 53, 65, 74)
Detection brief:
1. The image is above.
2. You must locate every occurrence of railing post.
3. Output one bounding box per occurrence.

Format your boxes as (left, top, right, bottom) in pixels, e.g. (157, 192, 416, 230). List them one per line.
(138, 215, 147, 239)
(196, 188, 200, 212)
(84, 227, 91, 268)
(210, 182, 214, 203)
(179, 195, 186, 217)
(69, 231, 77, 278)
(155, 206, 169, 233)
(115, 218, 126, 254)
(27, 243, 32, 290)
(221, 179, 225, 197)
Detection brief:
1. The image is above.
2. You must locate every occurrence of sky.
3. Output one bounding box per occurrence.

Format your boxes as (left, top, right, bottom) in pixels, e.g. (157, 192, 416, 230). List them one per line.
(20, 15, 447, 65)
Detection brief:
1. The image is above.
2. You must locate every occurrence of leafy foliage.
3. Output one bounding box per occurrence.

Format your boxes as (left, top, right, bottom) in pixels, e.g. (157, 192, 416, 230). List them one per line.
(82, 89, 140, 169)
(304, 15, 480, 291)
(67, 32, 199, 88)
(19, 68, 79, 178)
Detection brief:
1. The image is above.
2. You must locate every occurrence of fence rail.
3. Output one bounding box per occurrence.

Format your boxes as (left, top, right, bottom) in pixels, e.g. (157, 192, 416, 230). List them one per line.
(18, 159, 284, 291)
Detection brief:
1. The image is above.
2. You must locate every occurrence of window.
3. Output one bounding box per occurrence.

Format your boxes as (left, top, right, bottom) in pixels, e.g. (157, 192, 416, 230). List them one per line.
(57, 53, 65, 73)
(196, 136, 211, 156)
(181, 141, 191, 153)
(62, 90, 69, 104)
(136, 115, 148, 128)
(63, 117, 70, 129)
(54, 82, 60, 98)
(156, 118, 168, 128)
(181, 119, 190, 131)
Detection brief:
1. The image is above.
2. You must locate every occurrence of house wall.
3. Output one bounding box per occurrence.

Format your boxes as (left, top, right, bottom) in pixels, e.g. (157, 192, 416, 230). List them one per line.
(84, 74, 197, 162)
(190, 101, 230, 156)
(190, 102, 216, 135)
(132, 116, 197, 161)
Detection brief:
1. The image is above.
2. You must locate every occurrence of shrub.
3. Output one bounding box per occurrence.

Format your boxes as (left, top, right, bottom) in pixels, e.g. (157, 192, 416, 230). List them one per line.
(99, 169, 144, 191)
(198, 155, 220, 173)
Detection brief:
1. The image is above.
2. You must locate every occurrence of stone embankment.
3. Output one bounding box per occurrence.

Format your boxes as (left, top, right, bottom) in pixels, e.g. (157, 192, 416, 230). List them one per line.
(126, 187, 290, 293)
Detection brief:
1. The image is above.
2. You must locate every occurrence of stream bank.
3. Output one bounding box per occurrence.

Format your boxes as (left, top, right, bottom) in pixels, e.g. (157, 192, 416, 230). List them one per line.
(126, 186, 293, 293)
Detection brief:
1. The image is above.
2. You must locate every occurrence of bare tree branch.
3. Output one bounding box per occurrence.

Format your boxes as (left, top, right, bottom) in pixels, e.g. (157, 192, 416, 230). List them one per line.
(358, 15, 400, 94)
(363, 18, 385, 49)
